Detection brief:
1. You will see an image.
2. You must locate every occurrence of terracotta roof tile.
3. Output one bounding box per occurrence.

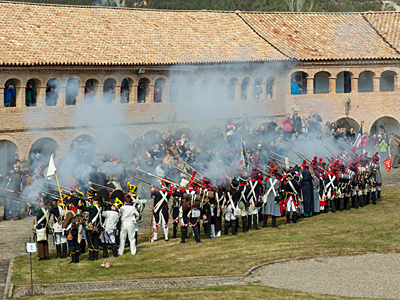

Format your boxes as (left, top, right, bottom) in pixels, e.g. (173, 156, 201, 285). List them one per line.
(364, 12, 400, 54)
(0, 2, 287, 66)
(239, 12, 400, 60)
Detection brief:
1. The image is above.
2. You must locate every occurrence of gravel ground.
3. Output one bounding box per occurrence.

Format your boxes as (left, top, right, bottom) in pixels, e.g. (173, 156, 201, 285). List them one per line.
(246, 253, 400, 299)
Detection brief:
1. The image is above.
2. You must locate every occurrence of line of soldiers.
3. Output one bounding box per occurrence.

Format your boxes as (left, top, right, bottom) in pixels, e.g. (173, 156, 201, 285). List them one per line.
(32, 183, 146, 262)
(149, 151, 383, 243)
(32, 150, 383, 260)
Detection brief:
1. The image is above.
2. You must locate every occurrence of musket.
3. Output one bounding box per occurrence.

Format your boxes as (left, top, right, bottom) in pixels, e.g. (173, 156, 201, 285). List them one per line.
(184, 161, 205, 178)
(172, 165, 201, 185)
(45, 182, 74, 192)
(291, 149, 312, 164)
(0, 194, 32, 205)
(0, 186, 29, 197)
(324, 143, 340, 160)
(88, 181, 128, 196)
(247, 161, 270, 176)
(137, 168, 185, 189)
(131, 175, 153, 186)
(272, 159, 287, 175)
(270, 151, 297, 165)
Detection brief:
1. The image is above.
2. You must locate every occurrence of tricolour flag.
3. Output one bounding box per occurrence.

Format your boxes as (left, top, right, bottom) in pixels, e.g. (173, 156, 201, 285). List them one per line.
(240, 139, 248, 168)
(46, 154, 56, 177)
(383, 156, 392, 172)
(352, 124, 363, 152)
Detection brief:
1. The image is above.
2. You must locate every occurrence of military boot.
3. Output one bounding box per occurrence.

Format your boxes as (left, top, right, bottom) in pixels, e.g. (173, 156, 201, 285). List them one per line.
(172, 223, 178, 239)
(242, 216, 248, 232)
(61, 243, 68, 258)
(231, 220, 237, 235)
(253, 215, 260, 230)
(272, 216, 278, 228)
(286, 212, 290, 225)
(292, 212, 298, 224)
(112, 244, 118, 257)
(56, 244, 61, 259)
(180, 227, 187, 244)
(372, 191, 377, 205)
(262, 215, 268, 228)
(193, 226, 201, 243)
(103, 243, 109, 258)
(224, 221, 230, 235)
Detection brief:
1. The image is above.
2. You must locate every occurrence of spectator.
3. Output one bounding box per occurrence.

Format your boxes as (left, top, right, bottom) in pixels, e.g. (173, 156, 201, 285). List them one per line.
(253, 83, 262, 99)
(291, 79, 299, 95)
(389, 135, 400, 168)
(379, 139, 389, 162)
(137, 82, 146, 103)
(282, 113, 293, 140)
(154, 86, 161, 103)
(26, 83, 37, 106)
(4, 82, 15, 107)
(267, 117, 277, 134)
(292, 111, 302, 133)
(226, 120, 236, 144)
(46, 86, 58, 106)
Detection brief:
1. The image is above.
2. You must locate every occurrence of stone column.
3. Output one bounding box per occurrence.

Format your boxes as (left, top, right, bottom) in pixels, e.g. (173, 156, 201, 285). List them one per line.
(114, 85, 121, 104)
(306, 77, 314, 94)
(162, 85, 169, 103)
(329, 77, 336, 94)
(373, 76, 380, 92)
(351, 77, 358, 93)
(76, 85, 85, 106)
(15, 85, 25, 108)
(235, 83, 241, 100)
(36, 86, 45, 107)
(97, 85, 104, 103)
(0, 87, 4, 107)
(147, 84, 154, 103)
(57, 86, 65, 106)
(129, 84, 137, 104)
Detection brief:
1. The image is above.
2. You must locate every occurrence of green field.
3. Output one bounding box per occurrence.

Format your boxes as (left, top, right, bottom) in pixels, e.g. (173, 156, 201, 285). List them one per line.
(12, 189, 400, 289)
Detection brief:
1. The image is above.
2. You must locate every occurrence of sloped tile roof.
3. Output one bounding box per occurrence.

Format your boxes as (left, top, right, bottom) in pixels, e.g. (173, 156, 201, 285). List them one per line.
(239, 12, 400, 61)
(364, 12, 400, 54)
(0, 2, 288, 66)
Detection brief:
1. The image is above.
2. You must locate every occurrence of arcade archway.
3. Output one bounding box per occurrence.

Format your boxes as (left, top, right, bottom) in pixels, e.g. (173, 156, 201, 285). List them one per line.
(370, 116, 400, 137)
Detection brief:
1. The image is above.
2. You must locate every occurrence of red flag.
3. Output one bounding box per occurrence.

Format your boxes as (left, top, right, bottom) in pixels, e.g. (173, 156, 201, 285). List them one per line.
(383, 156, 392, 172)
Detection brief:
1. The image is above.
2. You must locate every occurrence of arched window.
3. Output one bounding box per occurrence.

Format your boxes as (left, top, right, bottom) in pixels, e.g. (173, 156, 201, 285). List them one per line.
(266, 77, 275, 99)
(314, 72, 330, 94)
(103, 78, 116, 104)
(84, 79, 98, 104)
(46, 78, 61, 106)
(138, 78, 150, 103)
(154, 78, 166, 103)
(336, 71, 352, 94)
(26, 79, 40, 107)
(358, 71, 374, 93)
(185, 78, 197, 101)
(4, 79, 20, 107)
(0, 140, 18, 175)
(228, 77, 238, 100)
(253, 77, 263, 99)
(29, 137, 59, 171)
(370, 116, 400, 136)
(66, 78, 79, 105)
(214, 77, 225, 101)
(169, 79, 181, 102)
(241, 77, 250, 100)
(201, 78, 212, 100)
(290, 72, 307, 95)
(380, 71, 396, 92)
(121, 78, 132, 103)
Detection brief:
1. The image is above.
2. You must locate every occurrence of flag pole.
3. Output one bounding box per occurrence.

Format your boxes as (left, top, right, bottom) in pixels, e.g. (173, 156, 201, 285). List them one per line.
(51, 154, 66, 216)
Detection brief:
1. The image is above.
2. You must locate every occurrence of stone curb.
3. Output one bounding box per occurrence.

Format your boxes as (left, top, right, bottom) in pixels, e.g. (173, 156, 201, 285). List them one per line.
(3, 257, 13, 300)
(13, 275, 246, 298)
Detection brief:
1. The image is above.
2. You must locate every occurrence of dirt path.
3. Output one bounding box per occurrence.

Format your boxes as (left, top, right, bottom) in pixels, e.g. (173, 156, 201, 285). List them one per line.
(246, 253, 400, 299)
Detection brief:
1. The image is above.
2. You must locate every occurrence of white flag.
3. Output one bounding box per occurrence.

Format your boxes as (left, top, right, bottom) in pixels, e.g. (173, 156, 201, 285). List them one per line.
(46, 155, 56, 177)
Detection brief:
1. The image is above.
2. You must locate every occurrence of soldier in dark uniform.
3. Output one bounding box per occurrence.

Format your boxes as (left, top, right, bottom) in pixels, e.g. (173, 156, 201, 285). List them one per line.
(63, 196, 80, 263)
(238, 175, 249, 233)
(199, 177, 214, 239)
(49, 197, 67, 259)
(282, 169, 301, 224)
(224, 178, 240, 235)
(80, 195, 102, 261)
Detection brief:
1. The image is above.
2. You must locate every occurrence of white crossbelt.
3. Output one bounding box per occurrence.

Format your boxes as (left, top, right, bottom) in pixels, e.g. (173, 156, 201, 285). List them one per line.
(264, 178, 277, 204)
(154, 190, 168, 212)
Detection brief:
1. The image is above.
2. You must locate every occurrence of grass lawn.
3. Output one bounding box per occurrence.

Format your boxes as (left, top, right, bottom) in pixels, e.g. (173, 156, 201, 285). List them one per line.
(21, 285, 389, 300)
(12, 189, 400, 287)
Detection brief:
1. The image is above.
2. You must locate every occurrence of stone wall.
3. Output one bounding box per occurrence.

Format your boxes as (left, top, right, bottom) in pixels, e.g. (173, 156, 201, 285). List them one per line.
(0, 60, 399, 160)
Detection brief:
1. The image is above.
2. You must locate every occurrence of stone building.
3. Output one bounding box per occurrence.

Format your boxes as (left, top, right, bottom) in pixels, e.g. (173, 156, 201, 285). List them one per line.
(0, 2, 400, 169)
